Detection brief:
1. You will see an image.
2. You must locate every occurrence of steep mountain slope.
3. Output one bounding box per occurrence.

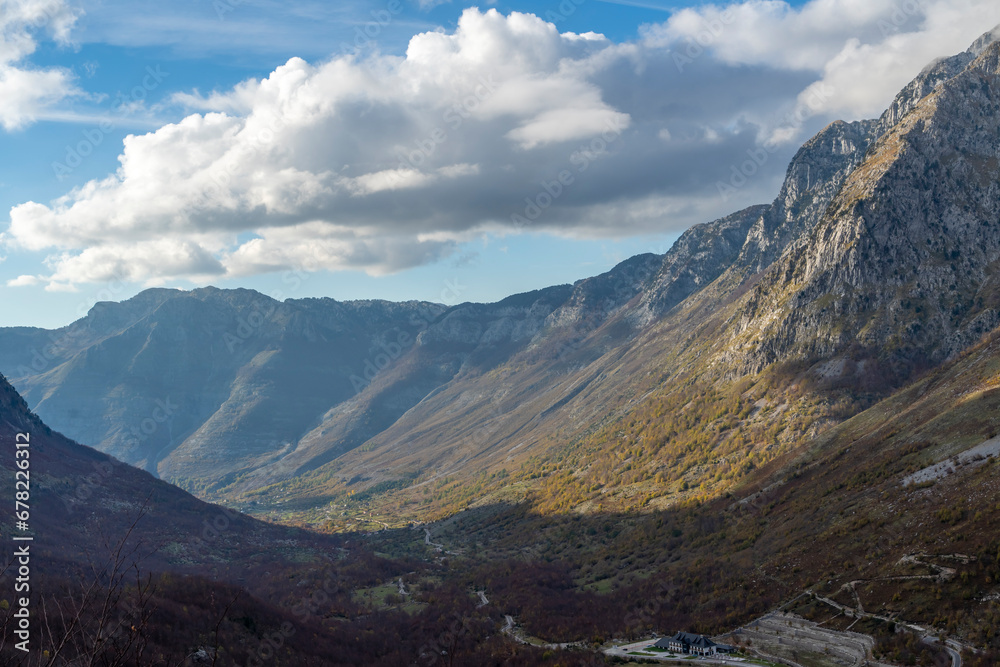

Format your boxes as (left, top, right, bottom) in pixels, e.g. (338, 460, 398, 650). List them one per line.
(407, 329, 1000, 659)
(0, 225, 744, 496)
(6, 30, 1000, 543)
(0, 88, 886, 506)
(0, 371, 330, 578)
(734, 118, 875, 275)
(5, 26, 1000, 667)
(546, 32, 1000, 511)
(0, 288, 180, 376)
(735, 37, 1000, 376)
(249, 29, 1000, 525)
(199, 203, 781, 501)
(0, 289, 446, 489)
(633, 204, 765, 320)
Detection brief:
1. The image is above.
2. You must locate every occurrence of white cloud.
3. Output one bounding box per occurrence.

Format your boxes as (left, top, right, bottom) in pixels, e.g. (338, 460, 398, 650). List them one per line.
(6, 8, 648, 287)
(644, 0, 1000, 122)
(6, 274, 40, 287)
(5, 2, 1000, 288)
(345, 168, 436, 196)
(0, 0, 83, 130)
(646, 0, 906, 70)
(506, 107, 631, 149)
(792, 0, 1000, 118)
(41, 238, 227, 285)
(223, 222, 456, 278)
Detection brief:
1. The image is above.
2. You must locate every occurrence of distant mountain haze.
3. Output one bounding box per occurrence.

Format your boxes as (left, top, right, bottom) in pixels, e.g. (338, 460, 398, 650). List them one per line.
(0, 288, 446, 490)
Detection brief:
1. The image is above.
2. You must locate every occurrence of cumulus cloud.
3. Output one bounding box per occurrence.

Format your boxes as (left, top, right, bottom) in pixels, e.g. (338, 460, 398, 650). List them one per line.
(647, 0, 1000, 122)
(0, 0, 83, 130)
(5, 2, 1000, 288)
(6, 274, 40, 287)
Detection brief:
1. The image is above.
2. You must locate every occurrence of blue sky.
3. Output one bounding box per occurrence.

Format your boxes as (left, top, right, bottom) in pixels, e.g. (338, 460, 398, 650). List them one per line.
(1, 0, 997, 328)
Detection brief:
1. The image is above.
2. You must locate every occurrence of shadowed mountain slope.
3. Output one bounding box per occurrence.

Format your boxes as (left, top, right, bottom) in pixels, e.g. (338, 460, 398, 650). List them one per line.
(0, 370, 333, 580)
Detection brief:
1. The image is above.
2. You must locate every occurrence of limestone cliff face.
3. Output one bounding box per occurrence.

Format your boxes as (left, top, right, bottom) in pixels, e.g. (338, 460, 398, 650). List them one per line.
(736, 119, 876, 275)
(872, 25, 1000, 140)
(733, 36, 1000, 380)
(545, 253, 663, 330)
(629, 205, 765, 324)
(625, 107, 878, 327)
(224, 24, 1000, 507)
(418, 285, 574, 350)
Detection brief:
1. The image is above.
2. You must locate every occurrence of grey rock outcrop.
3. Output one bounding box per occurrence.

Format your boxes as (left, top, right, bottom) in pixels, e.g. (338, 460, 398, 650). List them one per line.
(734, 36, 1000, 380)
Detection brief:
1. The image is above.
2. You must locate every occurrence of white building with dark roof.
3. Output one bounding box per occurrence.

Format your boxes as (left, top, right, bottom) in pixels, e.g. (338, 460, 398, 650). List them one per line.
(653, 631, 736, 655)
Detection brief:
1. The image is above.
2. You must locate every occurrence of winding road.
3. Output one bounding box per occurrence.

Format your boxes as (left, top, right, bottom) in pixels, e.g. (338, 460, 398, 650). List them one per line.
(501, 615, 583, 650)
(925, 636, 962, 667)
(803, 592, 964, 667)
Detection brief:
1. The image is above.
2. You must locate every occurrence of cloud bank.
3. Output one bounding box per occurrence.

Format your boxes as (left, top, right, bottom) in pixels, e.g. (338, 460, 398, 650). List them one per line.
(5, 0, 1000, 288)
(0, 0, 82, 130)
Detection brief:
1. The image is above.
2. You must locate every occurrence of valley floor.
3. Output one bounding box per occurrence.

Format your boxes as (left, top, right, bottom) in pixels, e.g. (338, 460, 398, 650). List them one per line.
(402, 517, 954, 667)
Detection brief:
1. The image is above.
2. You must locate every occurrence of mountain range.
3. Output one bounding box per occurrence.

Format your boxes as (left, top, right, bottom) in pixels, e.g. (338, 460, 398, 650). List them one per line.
(6, 29, 1000, 528)
(3, 25, 1000, 666)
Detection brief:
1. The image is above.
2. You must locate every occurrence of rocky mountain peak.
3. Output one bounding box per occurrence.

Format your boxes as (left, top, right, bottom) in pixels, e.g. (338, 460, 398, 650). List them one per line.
(735, 118, 875, 275)
(971, 33, 1000, 74)
(871, 25, 1000, 140)
(732, 29, 1000, 380)
(632, 205, 765, 323)
(968, 23, 1000, 57)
